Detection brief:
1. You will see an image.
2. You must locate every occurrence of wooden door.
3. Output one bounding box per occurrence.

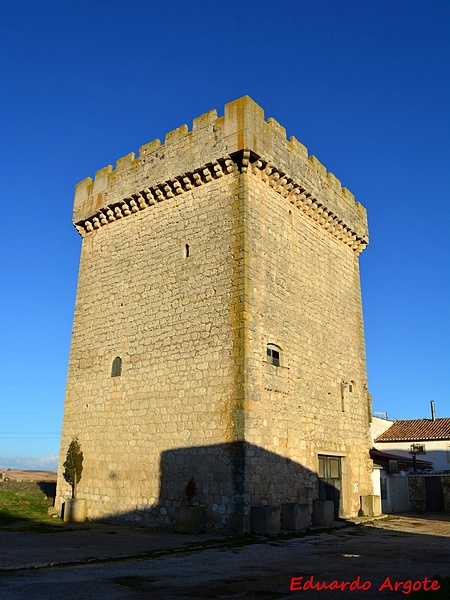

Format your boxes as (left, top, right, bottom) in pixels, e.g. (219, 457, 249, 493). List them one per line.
(425, 477, 444, 511)
(318, 455, 342, 518)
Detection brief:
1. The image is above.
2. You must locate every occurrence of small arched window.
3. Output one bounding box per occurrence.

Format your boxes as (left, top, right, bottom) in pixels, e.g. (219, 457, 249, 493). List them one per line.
(111, 356, 122, 377)
(266, 343, 281, 367)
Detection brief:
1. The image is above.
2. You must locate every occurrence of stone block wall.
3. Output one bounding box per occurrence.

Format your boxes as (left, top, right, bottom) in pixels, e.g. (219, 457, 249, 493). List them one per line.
(56, 175, 244, 528)
(443, 476, 450, 511)
(409, 474, 450, 512)
(242, 167, 373, 517)
(56, 96, 373, 531)
(408, 476, 427, 511)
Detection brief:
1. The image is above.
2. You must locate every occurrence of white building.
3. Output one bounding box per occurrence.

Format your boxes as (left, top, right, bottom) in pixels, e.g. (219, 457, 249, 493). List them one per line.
(374, 417, 450, 472)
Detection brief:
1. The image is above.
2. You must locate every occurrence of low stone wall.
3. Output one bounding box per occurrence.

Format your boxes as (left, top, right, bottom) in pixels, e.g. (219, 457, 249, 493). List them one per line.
(0, 480, 56, 498)
(408, 473, 450, 512)
(443, 476, 450, 509)
(408, 477, 426, 511)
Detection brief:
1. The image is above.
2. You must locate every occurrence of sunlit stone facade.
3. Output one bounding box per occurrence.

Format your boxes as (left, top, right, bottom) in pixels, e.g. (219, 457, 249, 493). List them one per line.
(56, 97, 375, 532)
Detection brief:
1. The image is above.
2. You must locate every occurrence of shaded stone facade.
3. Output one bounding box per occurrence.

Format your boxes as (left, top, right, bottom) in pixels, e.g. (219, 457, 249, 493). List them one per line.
(56, 97, 374, 532)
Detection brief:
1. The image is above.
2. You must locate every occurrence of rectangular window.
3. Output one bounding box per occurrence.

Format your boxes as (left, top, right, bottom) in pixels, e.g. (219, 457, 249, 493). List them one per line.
(318, 455, 341, 479)
(267, 346, 280, 366)
(318, 456, 326, 478)
(389, 460, 398, 473)
(329, 457, 340, 479)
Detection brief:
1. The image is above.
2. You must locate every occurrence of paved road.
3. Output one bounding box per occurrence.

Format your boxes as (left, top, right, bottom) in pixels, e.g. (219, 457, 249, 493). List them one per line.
(1, 514, 449, 599)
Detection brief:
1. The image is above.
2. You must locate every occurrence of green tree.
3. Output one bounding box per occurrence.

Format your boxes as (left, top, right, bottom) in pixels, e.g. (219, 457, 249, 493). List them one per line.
(63, 437, 84, 499)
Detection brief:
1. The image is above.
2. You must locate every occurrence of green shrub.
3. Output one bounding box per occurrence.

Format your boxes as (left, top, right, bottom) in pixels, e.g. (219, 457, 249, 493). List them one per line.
(63, 437, 84, 499)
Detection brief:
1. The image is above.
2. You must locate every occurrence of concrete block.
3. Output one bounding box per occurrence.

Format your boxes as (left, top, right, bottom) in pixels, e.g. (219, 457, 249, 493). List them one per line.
(174, 506, 205, 534)
(361, 494, 381, 516)
(312, 500, 334, 526)
(251, 505, 281, 535)
(282, 503, 311, 530)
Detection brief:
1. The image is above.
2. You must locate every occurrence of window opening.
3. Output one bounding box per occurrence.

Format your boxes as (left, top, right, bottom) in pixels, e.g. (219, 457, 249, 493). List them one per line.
(410, 444, 426, 455)
(266, 344, 280, 367)
(318, 456, 326, 478)
(111, 356, 122, 377)
(329, 457, 340, 479)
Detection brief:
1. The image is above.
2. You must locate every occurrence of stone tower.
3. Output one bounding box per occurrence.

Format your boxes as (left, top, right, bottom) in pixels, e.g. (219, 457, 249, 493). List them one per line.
(56, 97, 375, 532)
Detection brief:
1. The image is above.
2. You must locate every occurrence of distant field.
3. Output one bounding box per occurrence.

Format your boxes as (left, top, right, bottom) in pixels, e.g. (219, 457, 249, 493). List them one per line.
(1, 469, 57, 482)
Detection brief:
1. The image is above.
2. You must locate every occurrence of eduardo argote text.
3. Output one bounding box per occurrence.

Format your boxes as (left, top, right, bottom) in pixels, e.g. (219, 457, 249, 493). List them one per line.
(290, 575, 440, 594)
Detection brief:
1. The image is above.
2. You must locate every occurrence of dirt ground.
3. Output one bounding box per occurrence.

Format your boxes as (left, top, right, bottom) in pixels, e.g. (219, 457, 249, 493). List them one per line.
(0, 513, 449, 599)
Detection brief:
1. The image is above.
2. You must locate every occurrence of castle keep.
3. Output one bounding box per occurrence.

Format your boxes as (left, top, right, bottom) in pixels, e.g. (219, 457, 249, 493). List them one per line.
(56, 97, 375, 532)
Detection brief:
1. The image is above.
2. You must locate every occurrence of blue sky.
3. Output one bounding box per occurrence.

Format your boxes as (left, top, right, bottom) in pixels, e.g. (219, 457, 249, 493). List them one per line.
(1, 1, 449, 471)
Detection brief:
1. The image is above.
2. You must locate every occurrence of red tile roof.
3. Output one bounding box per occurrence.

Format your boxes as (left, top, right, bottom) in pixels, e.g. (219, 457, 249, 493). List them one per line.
(375, 418, 450, 442)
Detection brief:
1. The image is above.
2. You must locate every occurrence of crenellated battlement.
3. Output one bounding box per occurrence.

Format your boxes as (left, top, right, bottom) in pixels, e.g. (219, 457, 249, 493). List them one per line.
(73, 96, 368, 253)
(75, 155, 236, 234)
